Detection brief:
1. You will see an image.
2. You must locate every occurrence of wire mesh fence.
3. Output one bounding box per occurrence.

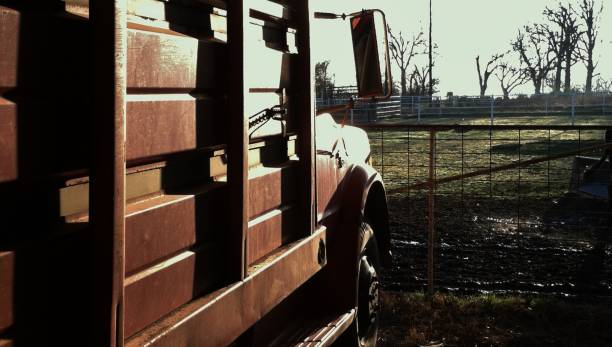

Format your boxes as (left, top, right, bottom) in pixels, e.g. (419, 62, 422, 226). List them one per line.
(318, 92, 612, 125)
(360, 123, 612, 297)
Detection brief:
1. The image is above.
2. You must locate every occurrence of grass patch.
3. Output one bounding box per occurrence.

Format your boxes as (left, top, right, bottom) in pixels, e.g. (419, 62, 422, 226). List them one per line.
(366, 115, 612, 194)
(378, 291, 612, 347)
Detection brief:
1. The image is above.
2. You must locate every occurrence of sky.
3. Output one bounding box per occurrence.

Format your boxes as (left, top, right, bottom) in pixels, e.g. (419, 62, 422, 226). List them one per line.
(311, 0, 612, 96)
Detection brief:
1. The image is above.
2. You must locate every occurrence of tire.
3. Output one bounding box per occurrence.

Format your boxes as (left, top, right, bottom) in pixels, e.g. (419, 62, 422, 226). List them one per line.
(339, 222, 381, 347)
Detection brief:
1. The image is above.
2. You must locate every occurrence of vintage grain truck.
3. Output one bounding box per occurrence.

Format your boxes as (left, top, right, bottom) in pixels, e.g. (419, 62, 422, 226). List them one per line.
(0, 1, 391, 346)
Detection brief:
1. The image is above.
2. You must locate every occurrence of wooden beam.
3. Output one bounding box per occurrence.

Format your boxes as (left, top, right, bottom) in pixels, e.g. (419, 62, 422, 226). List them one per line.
(90, 0, 127, 346)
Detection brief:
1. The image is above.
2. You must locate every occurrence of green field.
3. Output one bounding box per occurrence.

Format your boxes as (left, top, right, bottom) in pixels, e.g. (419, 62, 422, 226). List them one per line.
(365, 115, 612, 195)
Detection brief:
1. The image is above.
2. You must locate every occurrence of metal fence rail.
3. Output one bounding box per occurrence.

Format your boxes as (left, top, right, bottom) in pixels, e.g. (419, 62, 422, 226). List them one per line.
(318, 93, 612, 124)
(361, 124, 612, 296)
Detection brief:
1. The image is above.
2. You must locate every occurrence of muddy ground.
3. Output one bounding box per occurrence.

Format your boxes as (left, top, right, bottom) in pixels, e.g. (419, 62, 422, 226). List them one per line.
(377, 193, 612, 346)
(381, 193, 612, 296)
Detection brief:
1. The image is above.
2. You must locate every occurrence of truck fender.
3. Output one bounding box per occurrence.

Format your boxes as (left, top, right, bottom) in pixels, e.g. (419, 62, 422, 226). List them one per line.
(339, 163, 392, 268)
(313, 163, 392, 312)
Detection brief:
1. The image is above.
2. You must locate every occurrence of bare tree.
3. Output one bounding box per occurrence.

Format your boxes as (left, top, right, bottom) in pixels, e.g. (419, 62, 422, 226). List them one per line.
(539, 22, 564, 93)
(512, 25, 556, 95)
(578, 0, 603, 93)
(496, 62, 528, 100)
(410, 65, 439, 96)
(544, 3, 582, 93)
(388, 28, 425, 96)
(594, 76, 612, 93)
(315, 60, 335, 99)
(475, 52, 505, 97)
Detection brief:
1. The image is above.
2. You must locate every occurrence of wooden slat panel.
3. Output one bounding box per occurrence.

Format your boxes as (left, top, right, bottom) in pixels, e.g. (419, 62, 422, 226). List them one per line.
(0, 101, 17, 183)
(127, 28, 228, 91)
(124, 246, 217, 338)
(126, 227, 326, 347)
(247, 207, 295, 265)
(0, 252, 14, 333)
(248, 163, 297, 218)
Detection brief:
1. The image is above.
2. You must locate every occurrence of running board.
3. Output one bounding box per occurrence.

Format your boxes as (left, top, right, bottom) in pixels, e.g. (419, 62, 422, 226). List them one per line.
(270, 309, 355, 347)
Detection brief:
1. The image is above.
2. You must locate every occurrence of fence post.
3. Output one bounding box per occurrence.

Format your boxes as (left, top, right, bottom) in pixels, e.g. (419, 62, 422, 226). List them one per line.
(438, 96, 442, 116)
(417, 96, 421, 122)
(411, 96, 415, 114)
(571, 92, 576, 125)
(545, 95, 549, 116)
(603, 93, 606, 116)
(427, 130, 436, 296)
(490, 95, 495, 125)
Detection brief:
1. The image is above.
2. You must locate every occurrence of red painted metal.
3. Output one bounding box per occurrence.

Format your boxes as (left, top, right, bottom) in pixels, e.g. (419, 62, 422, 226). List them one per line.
(249, 164, 297, 218)
(294, 0, 316, 238)
(0, 6, 18, 183)
(126, 29, 228, 92)
(126, 228, 326, 347)
(0, 252, 14, 334)
(90, 1, 127, 345)
(247, 207, 296, 264)
(0, 1, 391, 344)
(0, 101, 17, 183)
(227, 0, 249, 281)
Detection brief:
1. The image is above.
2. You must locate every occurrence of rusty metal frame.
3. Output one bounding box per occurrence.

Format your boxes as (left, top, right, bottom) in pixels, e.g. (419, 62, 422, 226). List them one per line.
(227, 0, 248, 280)
(90, 0, 127, 345)
(296, 0, 316, 237)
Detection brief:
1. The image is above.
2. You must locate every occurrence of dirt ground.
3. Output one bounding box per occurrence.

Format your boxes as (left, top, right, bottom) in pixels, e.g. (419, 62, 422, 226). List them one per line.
(377, 193, 612, 346)
(377, 291, 612, 347)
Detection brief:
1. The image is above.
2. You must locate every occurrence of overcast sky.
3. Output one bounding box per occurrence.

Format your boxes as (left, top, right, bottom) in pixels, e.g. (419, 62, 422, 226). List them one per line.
(311, 0, 612, 96)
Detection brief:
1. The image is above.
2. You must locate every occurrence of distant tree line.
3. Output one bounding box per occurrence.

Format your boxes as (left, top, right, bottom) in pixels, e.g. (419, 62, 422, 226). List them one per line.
(476, 0, 607, 97)
(315, 0, 610, 100)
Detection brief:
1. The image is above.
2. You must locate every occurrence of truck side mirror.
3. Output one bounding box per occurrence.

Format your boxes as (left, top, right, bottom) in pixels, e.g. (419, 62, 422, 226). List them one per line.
(350, 10, 391, 100)
(313, 9, 393, 115)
